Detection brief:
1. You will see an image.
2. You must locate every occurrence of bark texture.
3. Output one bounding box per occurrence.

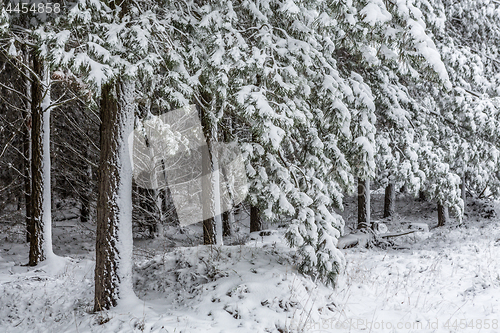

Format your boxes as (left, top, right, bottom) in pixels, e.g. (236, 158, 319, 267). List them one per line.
(202, 142, 215, 245)
(24, 114, 32, 243)
(222, 210, 233, 237)
(80, 142, 92, 223)
(357, 178, 370, 229)
(24, 50, 32, 243)
(437, 202, 449, 227)
(383, 182, 395, 218)
(250, 205, 262, 232)
(94, 79, 135, 311)
(29, 53, 49, 266)
(201, 107, 223, 245)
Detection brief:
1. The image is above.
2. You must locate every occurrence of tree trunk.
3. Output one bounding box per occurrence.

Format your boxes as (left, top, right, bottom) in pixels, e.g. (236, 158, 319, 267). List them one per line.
(210, 131, 223, 244)
(418, 190, 426, 201)
(94, 79, 135, 311)
(222, 210, 233, 237)
(24, 49, 32, 243)
(437, 202, 449, 227)
(221, 116, 234, 237)
(202, 142, 215, 244)
(461, 173, 466, 212)
(137, 187, 160, 237)
(80, 141, 92, 223)
(357, 178, 370, 229)
(24, 115, 32, 242)
(383, 182, 395, 218)
(250, 205, 262, 232)
(160, 163, 179, 226)
(29, 53, 52, 266)
(201, 109, 222, 245)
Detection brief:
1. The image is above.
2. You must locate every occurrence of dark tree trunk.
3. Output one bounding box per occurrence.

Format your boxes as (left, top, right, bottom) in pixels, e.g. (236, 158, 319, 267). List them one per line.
(80, 141, 91, 223)
(161, 183, 179, 226)
(200, 106, 223, 245)
(383, 182, 395, 218)
(357, 178, 370, 229)
(437, 202, 449, 227)
(29, 53, 50, 266)
(250, 205, 262, 232)
(137, 187, 160, 237)
(221, 116, 234, 237)
(222, 210, 233, 237)
(461, 173, 466, 211)
(94, 79, 135, 311)
(80, 187, 90, 223)
(418, 190, 426, 201)
(24, 49, 32, 243)
(202, 142, 215, 244)
(24, 115, 32, 242)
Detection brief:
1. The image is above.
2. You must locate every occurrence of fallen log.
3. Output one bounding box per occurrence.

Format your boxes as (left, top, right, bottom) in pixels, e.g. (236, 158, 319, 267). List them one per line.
(337, 229, 418, 249)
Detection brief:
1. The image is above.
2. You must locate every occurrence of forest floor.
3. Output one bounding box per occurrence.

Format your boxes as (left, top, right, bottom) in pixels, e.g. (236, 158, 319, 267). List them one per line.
(1, 193, 500, 332)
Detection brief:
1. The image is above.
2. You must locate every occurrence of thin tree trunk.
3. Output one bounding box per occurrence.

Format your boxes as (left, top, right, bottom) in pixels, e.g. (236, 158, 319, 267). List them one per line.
(80, 140, 92, 223)
(250, 205, 262, 232)
(143, 123, 162, 237)
(94, 79, 135, 311)
(160, 161, 179, 226)
(437, 202, 449, 227)
(24, 48, 32, 243)
(383, 182, 395, 218)
(202, 142, 215, 244)
(461, 173, 466, 212)
(138, 187, 160, 237)
(24, 115, 31, 242)
(220, 116, 234, 237)
(357, 178, 370, 229)
(211, 145, 223, 244)
(29, 53, 52, 266)
(222, 210, 234, 237)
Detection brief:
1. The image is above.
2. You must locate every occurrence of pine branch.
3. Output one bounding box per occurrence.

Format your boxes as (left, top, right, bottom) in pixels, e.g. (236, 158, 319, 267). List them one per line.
(452, 86, 481, 98)
(469, 47, 500, 66)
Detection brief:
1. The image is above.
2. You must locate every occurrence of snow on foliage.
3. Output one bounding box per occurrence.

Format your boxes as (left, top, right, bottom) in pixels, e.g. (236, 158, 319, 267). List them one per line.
(35, 0, 500, 285)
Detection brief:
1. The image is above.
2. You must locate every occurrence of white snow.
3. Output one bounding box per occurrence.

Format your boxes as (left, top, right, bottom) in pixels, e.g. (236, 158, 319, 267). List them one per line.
(360, 1, 392, 26)
(115, 79, 138, 305)
(41, 67, 56, 264)
(2, 195, 500, 332)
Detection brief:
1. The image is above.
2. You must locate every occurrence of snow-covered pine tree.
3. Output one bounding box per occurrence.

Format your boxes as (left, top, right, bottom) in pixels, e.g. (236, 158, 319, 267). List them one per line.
(0, 10, 59, 265)
(339, 0, 455, 224)
(405, 0, 500, 221)
(44, 0, 168, 309)
(436, 0, 500, 201)
(95, 76, 135, 310)
(151, 0, 455, 283)
(29, 49, 54, 265)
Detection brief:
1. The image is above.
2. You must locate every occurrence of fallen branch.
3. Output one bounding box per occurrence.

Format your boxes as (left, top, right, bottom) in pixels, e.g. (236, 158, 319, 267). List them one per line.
(337, 229, 418, 248)
(380, 230, 417, 239)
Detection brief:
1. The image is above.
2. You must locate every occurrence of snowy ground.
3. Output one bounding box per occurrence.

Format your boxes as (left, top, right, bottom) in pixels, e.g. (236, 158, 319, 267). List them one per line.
(1, 194, 500, 332)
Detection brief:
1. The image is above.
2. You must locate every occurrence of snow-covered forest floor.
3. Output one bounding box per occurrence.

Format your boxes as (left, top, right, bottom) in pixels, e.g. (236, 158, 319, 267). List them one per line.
(1, 193, 500, 333)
